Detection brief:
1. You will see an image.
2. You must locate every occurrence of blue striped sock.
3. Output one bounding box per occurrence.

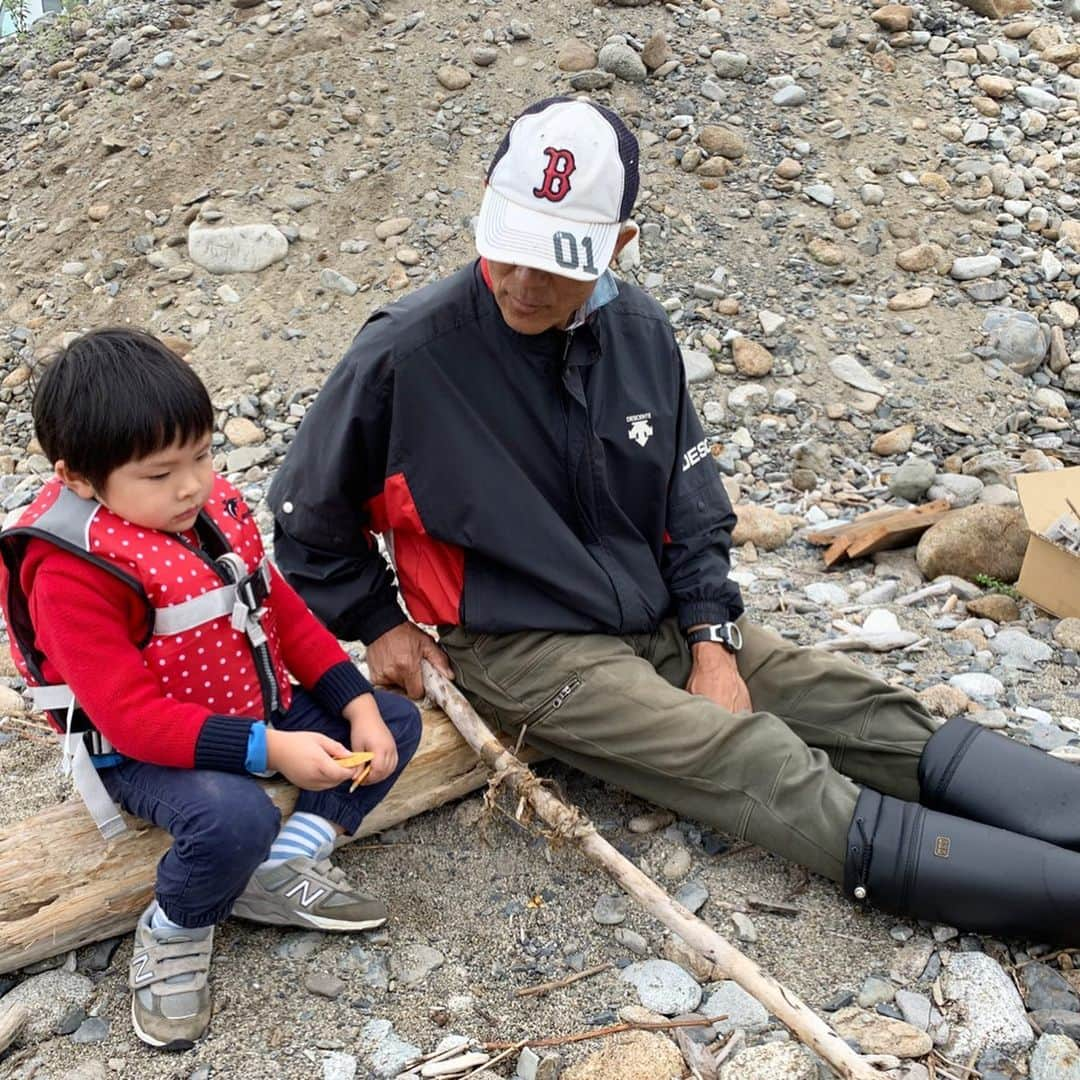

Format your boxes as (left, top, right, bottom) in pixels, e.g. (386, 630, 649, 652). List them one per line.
(261, 812, 336, 868)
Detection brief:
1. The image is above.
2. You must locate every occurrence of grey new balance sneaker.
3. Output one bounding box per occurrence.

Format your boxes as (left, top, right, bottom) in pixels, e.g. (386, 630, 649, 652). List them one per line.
(129, 903, 214, 1051)
(231, 856, 388, 932)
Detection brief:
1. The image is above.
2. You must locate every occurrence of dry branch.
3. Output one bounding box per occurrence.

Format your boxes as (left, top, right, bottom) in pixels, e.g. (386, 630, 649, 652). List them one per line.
(423, 660, 883, 1080)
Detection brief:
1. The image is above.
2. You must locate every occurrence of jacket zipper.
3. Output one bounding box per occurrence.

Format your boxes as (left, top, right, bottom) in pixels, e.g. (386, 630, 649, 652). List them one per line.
(174, 531, 280, 718)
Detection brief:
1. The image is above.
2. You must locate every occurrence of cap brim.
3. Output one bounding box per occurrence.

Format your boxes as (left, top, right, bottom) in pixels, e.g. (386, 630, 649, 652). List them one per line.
(475, 186, 618, 282)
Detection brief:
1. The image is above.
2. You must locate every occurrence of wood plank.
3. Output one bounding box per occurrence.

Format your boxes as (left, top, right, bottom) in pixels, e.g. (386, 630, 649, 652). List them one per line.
(809, 501, 951, 565)
(0, 707, 539, 975)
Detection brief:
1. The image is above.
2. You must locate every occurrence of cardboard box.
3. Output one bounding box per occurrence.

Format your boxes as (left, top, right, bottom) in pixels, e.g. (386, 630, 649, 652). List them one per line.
(1015, 466, 1080, 620)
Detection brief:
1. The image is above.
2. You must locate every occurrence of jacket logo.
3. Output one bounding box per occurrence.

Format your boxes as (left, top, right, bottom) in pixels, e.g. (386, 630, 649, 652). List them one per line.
(682, 438, 710, 472)
(533, 148, 576, 203)
(626, 413, 653, 447)
(933, 836, 951, 859)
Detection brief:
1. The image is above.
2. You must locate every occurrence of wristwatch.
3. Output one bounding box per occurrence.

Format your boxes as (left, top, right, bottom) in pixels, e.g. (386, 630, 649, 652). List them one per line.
(685, 622, 743, 653)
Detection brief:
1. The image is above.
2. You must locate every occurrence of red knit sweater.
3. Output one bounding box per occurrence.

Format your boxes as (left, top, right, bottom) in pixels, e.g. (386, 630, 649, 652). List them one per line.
(22, 538, 354, 768)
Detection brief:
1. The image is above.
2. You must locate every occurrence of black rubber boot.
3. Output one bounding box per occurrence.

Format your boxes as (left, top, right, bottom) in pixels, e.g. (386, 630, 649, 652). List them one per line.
(919, 716, 1080, 851)
(845, 788, 1080, 944)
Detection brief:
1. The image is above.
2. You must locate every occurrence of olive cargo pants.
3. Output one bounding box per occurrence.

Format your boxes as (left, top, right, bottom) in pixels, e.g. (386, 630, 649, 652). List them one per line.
(440, 618, 938, 882)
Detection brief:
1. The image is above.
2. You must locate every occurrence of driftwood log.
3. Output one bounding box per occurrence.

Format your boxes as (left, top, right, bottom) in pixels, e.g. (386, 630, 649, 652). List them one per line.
(0, 706, 537, 975)
(422, 660, 883, 1080)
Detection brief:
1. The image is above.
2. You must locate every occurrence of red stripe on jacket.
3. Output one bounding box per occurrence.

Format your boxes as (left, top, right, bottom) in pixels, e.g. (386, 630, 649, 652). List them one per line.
(366, 472, 464, 626)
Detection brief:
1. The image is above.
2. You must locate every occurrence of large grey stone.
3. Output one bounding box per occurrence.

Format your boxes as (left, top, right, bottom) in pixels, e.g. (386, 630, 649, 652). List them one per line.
(1030, 1033, 1080, 1080)
(942, 952, 1033, 1061)
(982, 307, 1047, 375)
(722, 1043, 816, 1079)
(702, 980, 770, 1035)
(188, 224, 289, 274)
(389, 943, 445, 987)
(0, 970, 96, 1042)
(597, 42, 647, 83)
(989, 629, 1054, 664)
(829, 354, 887, 395)
(889, 459, 936, 502)
(620, 959, 702, 1016)
(359, 1019, 422, 1078)
(950, 255, 1001, 280)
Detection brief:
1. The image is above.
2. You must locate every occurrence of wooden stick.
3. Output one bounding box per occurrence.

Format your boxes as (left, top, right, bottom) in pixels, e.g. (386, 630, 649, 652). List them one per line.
(423, 661, 883, 1080)
(0, 1003, 29, 1055)
(514, 961, 613, 998)
(483, 1015, 727, 1051)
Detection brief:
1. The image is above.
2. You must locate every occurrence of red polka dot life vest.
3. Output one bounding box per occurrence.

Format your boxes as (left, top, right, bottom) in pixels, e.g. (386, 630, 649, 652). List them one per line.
(0, 475, 293, 736)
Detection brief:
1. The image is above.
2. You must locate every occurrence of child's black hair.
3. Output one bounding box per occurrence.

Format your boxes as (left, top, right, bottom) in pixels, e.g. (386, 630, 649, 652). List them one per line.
(32, 328, 214, 491)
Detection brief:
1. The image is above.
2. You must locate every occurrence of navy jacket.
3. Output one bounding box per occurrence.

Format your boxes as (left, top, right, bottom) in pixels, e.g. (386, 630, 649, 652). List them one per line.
(269, 260, 743, 644)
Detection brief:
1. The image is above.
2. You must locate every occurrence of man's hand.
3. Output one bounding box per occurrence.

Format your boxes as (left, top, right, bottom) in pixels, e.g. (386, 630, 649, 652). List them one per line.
(685, 642, 752, 713)
(344, 693, 398, 784)
(366, 622, 454, 699)
(265, 729, 355, 791)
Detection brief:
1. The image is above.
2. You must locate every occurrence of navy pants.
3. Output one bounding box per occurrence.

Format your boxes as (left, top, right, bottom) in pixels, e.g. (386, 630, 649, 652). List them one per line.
(99, 689, 422, 927)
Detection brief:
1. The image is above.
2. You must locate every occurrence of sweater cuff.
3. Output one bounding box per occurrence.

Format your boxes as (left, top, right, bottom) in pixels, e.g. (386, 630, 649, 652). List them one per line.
(313, 661, 373, 716)
(195, 715, 257, 773)
(355, 602, 408, 647)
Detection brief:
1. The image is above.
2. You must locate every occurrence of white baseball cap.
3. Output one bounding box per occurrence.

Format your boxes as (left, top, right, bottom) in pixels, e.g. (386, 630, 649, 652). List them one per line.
(476, 97, 640, 282)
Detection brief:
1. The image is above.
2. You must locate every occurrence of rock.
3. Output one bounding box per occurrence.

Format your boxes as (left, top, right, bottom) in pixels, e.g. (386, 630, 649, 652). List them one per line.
(1031, 1012, 1080, 1040)
(673, 880, 708, 914)
(305, 972, 345, 999)
(872, 5, 913, 31)
(224, 417, 264, 447)
(829, 354, 887, 396)
(950, 255, 1001, 281)
(682, 349, 714, 383)
(965, 594, 1020, 623)
(806, 582, 848, 606)
(569, 70, 615, 91)
(697, 126, 745, 159)
(375, 217, 412, 241)
(976, 75, 1014, 98)
(710, 50, 749, 77)
(0, 684, 25, 715)
(620, 959, 702, 1016)
(703, 981, 770, 1035)
(562, 1030, 684, 1080)
(731, 338, 773, 377)
(774, 84, 808, 106)
(320, 268, 358, 296)
(722, 1043, 817, 1079)
(731, 505, 794, 551)
(390, 943, 445, 987)
(928, 474, 984, 509)
(1054, 619, 1080, 652)
(1030, 1034, 1080, 1080)
(775, 158, 803, 180)
(942, 952, 1033, 1061)
(1020, 963, 1080, 1013)
(957, 0, 1032, 18)
(597, 43, 646, 83)
(872, 425, 916, 456)
(436, 65, 471, 91)
(896, 244, 940, 272)
(916, 505, 1027, 585)
(918, 684, 971, 718)
(830, 1007, 932, 1058)
(0, 971, 95, 1041)
(888, 459, 936, 502)
(592, 894, 628, 925)
(989, 629, 1053, 664)
(641, 32, 673, 72)
(948, 672, 1004, 702)
(808, 238, 844, 266)
(188, 224, 289, 274)
(888, 287, 934, 312)
(556, 41, 597, 72)
(471, 46, 499, 66)
(360, 1019, 423, 1079)
(982, 307, 1047, 375)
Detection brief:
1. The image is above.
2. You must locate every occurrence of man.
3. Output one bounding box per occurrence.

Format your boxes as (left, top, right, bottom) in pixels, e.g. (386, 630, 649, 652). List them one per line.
(271, 97, 1080, 943)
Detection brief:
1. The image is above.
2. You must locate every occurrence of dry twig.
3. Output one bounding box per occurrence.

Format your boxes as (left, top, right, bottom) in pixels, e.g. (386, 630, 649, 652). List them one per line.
(483, 1014, 728, 1051)
(514, 962, 613, 999)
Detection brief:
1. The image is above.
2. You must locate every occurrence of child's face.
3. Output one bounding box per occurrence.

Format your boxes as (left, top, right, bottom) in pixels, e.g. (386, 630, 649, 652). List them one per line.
(61, 434, 215, 533)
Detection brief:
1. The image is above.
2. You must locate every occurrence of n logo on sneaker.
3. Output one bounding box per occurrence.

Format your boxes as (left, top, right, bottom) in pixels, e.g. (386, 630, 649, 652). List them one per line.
(284, 879, 327, 908)
(131, 951, 154, 984)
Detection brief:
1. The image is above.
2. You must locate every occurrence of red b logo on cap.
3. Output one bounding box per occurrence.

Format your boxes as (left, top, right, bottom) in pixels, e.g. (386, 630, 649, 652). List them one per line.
(533, 147, 576, 203)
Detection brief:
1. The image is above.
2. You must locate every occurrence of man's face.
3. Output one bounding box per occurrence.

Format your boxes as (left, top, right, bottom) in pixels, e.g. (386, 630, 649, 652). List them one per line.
(486, 226, 637, 335)
(487, 262, 598, 335)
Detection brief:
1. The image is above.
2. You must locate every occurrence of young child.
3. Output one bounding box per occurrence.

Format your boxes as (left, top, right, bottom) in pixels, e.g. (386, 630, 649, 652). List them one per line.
(0, 329, 422, 1051)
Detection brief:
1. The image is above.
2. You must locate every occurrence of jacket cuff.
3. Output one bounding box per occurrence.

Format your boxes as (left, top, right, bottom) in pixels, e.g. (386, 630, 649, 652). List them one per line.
(677, 601, 734, 634)
(313, 661, 374, 716)
(355, 602, 408, 647)
(195, 715, 257, 773)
